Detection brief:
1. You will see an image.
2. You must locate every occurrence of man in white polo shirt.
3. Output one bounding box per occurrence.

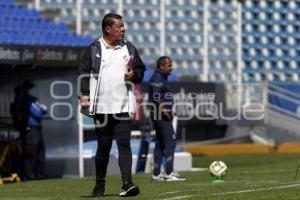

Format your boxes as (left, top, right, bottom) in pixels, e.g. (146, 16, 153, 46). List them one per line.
(79, 13, 145, 197)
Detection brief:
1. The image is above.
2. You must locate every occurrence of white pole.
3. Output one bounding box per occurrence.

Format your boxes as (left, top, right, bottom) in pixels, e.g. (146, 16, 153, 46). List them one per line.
(202, 0, 209, 82)
(160, 0, 165, 55)
(78, 106, 84, 178)
(118, 0, 123, 16)
(237, 1, 243, 108)
(34, 0, 40, 11)
(76, 0, 82, 35)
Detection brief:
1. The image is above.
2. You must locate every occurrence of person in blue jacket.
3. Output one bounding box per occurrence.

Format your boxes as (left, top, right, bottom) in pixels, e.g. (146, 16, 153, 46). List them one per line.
(149, 56, 186, 181)
(22, 80, 47, 180)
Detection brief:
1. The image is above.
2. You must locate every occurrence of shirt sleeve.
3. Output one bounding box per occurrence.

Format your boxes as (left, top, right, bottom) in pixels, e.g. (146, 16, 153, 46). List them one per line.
(30, 101, 47, 118)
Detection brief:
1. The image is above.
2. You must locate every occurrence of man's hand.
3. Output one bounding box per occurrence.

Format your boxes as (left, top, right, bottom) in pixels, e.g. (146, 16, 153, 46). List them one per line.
(125, 68, 134, 81)
(125, 55, 134, 81)
(159, 103, 172, 121)
(162, 110, 172, 121)
(80, 95, 90, 109)
(39, 104, 48, 111)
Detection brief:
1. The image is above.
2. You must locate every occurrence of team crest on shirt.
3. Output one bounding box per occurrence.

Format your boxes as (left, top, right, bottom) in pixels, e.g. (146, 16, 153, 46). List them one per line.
(123, 55, 131, 66)
(123, 55, 129, 63)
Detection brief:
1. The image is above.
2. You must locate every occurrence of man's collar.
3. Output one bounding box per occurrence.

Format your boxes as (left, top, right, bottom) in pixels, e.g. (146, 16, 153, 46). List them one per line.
(99, 36, 127, 49)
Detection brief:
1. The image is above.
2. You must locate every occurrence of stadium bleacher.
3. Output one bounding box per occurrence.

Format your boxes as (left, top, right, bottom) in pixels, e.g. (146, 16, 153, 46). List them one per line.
(0, 0, 92, 46)
(242, 0, 300, 83)
(1, 0, 298, 82)
(36, 0, 203, 78)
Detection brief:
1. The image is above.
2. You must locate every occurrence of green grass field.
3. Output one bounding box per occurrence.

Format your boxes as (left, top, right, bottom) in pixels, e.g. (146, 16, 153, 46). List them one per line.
(1, 153, 300, 199)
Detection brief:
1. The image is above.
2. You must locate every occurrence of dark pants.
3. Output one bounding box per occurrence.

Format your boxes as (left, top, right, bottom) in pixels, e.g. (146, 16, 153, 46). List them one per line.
(94, 113, 132, 188)
(152, 119, 176, 175)
(24, 126, 45, 180)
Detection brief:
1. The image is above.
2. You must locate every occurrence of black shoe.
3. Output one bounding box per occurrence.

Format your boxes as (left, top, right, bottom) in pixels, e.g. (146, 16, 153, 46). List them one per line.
(119, 182, 139, 197)
(91, 185, 105, 197)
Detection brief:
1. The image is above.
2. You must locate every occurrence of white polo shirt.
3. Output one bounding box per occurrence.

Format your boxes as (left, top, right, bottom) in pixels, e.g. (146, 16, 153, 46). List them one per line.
(95, 37, 131, 114)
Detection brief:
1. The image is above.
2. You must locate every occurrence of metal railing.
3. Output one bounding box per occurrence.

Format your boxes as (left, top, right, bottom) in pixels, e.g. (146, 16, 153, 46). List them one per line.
(268, 84, 300, 120)
(264, 84, 300, 136)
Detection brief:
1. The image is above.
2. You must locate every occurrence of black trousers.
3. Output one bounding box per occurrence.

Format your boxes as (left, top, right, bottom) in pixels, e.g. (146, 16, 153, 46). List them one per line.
(152, 119, 176, 175)
(24, 126, 45, 180)
(94, 113, 132, 187)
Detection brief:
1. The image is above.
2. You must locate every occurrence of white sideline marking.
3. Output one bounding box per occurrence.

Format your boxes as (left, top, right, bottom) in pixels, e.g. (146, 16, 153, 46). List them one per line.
(162, 188, 199, 195)
(240, 169, 290, 174)
(161, 195, 196, 200)
(210, 183, 300, 196)
(160, 183, 300, 200)
(163, 191, 180, 195)
(190, 167, 208, 172)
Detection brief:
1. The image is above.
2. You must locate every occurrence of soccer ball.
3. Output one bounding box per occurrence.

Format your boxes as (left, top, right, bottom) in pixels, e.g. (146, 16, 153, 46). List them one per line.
(209, 161, 228, 179)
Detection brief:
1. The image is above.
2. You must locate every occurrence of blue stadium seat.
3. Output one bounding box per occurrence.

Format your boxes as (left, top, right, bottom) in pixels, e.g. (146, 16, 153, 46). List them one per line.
(242, 0, 299, 82)
(0, 1, 92, 46)
(3, 0, 296, 81)
(0, 0, 13, 4)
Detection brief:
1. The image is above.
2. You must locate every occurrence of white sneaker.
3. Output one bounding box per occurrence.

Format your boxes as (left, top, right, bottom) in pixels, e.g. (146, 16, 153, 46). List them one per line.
(165, 172, 186, 182)
(152, 173, 165, 181)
